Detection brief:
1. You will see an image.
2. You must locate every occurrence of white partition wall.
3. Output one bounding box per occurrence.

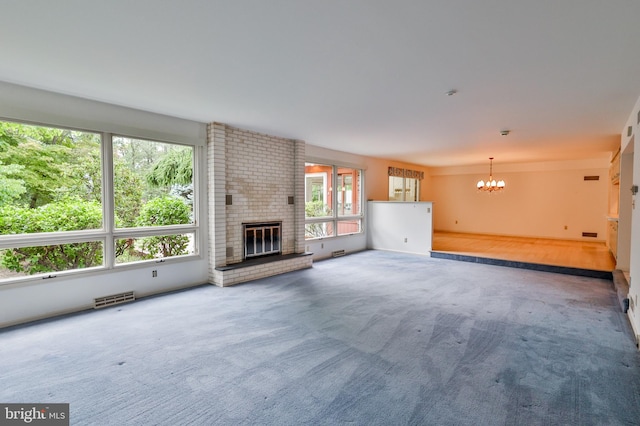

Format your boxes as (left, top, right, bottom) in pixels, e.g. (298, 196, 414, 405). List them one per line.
(367, 202, 433, 255)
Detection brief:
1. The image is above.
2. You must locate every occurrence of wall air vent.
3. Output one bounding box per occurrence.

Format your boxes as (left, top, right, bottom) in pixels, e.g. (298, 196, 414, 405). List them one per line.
(582, 232, 598, 238)
(94, 291, 135, 309)
(332, 250, 346, 258)
(583, 176, 599, 181)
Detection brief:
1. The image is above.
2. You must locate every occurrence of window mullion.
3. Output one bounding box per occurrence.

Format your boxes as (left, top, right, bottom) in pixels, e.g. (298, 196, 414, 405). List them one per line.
(103, 132, 115, 268)
(332, 166, 338, 236)
(0, 230, 107, 249)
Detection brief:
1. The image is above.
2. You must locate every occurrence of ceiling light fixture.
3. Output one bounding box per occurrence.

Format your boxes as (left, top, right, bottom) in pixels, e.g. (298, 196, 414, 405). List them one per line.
(446, 89, 457, 96)
(477, 157, 505, 193)
(500, 130, 510, 136)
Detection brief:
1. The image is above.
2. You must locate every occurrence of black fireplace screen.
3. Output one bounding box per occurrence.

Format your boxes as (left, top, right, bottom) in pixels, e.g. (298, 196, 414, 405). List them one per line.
(244, 222, 281, 258)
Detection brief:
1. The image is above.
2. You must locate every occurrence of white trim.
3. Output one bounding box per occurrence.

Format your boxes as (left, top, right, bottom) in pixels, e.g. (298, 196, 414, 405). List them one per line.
(0, 81, 206, 146)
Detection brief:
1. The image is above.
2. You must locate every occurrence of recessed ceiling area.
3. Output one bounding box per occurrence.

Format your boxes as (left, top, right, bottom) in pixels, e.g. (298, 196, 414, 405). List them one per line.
(1, 1, 639, 167)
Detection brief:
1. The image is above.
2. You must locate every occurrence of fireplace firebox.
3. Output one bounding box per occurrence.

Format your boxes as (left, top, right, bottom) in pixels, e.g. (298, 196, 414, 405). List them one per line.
(244, 222, 282, 259)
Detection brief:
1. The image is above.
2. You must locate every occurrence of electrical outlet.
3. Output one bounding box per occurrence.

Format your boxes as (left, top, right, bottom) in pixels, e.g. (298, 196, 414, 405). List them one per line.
(152, 270, 157, 278)
(564, 225, 568, 230)
(404, 237, 408, 243)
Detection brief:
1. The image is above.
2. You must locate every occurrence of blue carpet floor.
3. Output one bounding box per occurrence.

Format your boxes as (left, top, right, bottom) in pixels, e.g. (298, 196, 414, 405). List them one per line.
(1, 250, 639, 425)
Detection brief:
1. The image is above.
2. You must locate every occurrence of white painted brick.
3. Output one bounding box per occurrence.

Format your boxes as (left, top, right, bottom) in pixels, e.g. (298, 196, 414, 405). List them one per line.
(207, 123, 309, 284)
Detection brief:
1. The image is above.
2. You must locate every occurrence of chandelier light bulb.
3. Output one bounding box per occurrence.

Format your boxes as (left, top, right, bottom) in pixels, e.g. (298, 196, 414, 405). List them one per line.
(477, 157, 506, 193)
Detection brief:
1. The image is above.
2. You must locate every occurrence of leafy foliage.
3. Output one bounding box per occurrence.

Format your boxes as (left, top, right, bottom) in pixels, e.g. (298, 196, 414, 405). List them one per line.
(0, 122, 101, 208)
(113, 136, 167, 203)
(304, 200, 332, 238)
(136, 197, 191, 258)
(0, 161, 26, 206)
(146, 147, 194, 208)
(305, 200, 332, 218)
(0, 122, 197, 276)
(0, 199, 103, 274)
(146, 147, 192, 187)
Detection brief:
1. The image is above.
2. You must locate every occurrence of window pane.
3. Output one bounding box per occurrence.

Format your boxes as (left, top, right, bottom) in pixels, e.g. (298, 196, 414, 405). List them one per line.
(388, 176, 419, 201)
(389, 176, 404, 201)
(246, 230, 255, 256)
(113, 136, 193, 228)
(304, 221, 334, 240)
(0, 121, 102, 234)
(337, 219, 361, 236)
(0, 241, 104, 279)
(337, 168, 361, 216)
(406, 178, 419, 202)
(305, 163, 333, 218)
(305, 221, 334, 240)
(255, 229, 263, 254)
(115, 233, 195, 264)
(272, 226, 280, 251)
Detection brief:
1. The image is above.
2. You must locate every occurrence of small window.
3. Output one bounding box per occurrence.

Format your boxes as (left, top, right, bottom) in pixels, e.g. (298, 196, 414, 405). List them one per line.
(115, 233, 195, 264)
(388, 167, 422, 201)
(1, 241, 104, 277)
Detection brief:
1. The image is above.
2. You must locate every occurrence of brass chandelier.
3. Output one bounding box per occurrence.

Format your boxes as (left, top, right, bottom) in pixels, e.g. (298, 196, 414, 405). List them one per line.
(477, 157, 505, 193)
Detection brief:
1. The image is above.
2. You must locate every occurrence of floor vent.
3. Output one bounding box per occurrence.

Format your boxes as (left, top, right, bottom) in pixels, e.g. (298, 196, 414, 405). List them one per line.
(332, 249, 346, 258)
(94, 291, 135, 309)
(582, 232, 598, 238)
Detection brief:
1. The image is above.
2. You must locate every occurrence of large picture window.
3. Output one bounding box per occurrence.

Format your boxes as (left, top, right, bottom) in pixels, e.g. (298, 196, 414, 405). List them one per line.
(0, 120, 199, 282)
(112, 136, 195, 264)
(305, 162, 362, 239)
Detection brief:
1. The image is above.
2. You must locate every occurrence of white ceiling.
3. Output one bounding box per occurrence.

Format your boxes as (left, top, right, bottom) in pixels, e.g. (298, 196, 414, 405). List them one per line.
(2, 1, 640, 167)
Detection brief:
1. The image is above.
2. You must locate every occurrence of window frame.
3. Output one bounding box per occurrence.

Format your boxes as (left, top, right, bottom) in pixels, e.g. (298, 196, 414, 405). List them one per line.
(0, 119, 201, 285)
(109, 134, 198, 267)
(304, 162, 363, 240)
(388, 167, 422, 202)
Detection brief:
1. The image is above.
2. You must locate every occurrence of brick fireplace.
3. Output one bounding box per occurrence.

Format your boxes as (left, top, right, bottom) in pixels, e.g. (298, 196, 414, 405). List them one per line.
(207, 123, 312, 286)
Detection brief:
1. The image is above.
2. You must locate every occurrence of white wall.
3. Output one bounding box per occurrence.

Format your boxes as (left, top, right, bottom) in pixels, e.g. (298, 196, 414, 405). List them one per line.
(0, 82, 206, 146)
(428, 159, 610, 241)
(367, 202, 433, 255)
(621, 92, 640, 344)
(0, 82, 209, 328)
(0, 259, 209, 328)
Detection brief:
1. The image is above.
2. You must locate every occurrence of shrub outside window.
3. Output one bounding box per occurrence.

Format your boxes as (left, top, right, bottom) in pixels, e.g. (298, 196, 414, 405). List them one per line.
(112, 137, 195, 264)
(0, 120, 198, 283)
